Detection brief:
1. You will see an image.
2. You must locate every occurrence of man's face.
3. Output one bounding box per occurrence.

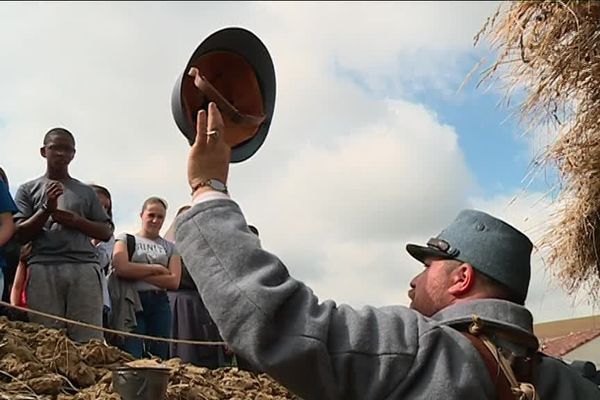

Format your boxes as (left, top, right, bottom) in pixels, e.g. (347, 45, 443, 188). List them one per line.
(408, 258, 456, 317)
(41, 134, 75, 169)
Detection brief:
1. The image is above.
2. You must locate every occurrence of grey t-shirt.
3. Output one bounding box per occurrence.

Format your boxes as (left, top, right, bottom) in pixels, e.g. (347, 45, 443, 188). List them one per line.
(14, 176, 111, 265)
(115, 232, 178, 291)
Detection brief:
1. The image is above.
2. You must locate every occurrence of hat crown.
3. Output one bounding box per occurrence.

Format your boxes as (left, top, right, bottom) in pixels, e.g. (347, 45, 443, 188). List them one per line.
(436, 209, 533, 303)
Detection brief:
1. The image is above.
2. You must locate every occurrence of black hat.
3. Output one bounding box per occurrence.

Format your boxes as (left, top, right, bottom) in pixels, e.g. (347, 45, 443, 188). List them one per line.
(171, 27, 276, 163)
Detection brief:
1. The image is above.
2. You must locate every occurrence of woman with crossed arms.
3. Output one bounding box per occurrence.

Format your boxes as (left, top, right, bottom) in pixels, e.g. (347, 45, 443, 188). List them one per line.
(112, 196, 181, 359)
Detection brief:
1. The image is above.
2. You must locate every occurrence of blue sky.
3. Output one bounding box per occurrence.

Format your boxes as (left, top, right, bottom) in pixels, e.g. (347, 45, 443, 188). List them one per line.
(422, 79, 532, 196)
(336, 52, 546, 199)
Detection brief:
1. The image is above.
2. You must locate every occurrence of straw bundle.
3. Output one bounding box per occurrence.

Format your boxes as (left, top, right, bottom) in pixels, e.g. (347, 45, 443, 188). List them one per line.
(475, 1, 600, 299)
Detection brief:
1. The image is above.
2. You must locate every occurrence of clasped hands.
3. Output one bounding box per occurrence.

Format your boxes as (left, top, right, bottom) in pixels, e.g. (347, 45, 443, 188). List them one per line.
(43, 181, 80, 227)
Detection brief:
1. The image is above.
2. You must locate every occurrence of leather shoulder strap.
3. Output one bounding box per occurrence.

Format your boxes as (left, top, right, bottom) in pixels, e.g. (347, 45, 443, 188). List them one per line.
(462, 332, 516, 400)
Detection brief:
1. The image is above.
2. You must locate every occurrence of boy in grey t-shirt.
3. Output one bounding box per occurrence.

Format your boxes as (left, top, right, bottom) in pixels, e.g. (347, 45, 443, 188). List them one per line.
(14, 128, 113, 342)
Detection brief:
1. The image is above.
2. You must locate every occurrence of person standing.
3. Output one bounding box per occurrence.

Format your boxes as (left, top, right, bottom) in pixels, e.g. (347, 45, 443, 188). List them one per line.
(14, 128, 113, 342)
(0, 167, 18, 300)
(90, 184, 116, 335)
(166, 204, 225, 368)
(112, 196, 181, 359)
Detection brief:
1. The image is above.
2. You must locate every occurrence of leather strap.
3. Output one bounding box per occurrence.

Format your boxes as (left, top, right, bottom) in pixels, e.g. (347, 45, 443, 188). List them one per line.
(460, 315, 540, 400)
(463, 332, 516, 400)
(188, 67, 266, 128)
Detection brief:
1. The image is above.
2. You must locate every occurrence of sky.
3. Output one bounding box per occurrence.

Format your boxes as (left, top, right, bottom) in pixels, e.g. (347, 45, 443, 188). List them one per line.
(0, 1, 596, 323)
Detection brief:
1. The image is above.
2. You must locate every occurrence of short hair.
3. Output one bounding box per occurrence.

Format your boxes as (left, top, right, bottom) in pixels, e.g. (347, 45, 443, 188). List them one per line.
(474, 270, 524, 305)
(444, 259, 524, 305)
(142, 196, 168, 213)
(43, 127, 75, 146)
(90, 184, 113, 219)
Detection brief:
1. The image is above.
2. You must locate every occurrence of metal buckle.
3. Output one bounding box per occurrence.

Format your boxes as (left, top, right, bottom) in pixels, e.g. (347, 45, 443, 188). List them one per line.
(426, 238, 460, 257)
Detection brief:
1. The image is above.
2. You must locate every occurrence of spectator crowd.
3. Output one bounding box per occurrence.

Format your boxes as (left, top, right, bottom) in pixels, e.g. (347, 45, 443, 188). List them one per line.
(0, 127, 259, 372)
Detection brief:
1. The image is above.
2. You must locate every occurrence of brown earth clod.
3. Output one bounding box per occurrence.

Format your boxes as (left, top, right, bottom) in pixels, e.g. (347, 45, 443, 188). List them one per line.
(0, 317, 298, 399)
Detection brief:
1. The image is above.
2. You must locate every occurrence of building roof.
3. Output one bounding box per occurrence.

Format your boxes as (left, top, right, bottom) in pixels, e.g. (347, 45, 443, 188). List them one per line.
(540, 329, 600, 357)
(534, 315, 600, 357)
(534, 315, 600, 337)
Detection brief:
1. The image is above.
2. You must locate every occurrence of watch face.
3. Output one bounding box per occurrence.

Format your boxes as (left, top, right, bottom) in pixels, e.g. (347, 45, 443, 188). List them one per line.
(208, 179, 227, 191)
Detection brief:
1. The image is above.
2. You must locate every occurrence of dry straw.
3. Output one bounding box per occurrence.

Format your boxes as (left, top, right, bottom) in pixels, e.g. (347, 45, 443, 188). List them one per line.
(475, 1, 600, 300)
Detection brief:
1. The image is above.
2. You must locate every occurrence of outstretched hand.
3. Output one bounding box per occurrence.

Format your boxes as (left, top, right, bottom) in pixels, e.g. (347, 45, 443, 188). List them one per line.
(188, 102, 231, 197)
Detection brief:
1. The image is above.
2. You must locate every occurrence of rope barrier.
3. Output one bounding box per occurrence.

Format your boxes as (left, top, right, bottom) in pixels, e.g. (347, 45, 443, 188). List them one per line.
(0, 300, 227, 346)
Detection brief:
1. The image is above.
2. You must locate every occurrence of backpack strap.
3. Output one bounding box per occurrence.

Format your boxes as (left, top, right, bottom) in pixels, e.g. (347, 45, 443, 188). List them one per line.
(125, 234, 135, 262)
(460, 315, 540, 400)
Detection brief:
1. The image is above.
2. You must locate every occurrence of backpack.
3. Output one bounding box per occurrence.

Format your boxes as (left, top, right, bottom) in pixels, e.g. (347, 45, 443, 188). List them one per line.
(125, 234, 135, 262)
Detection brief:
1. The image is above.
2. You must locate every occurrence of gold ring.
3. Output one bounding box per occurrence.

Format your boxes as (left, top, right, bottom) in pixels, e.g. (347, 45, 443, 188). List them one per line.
(206, 130, 220, 139)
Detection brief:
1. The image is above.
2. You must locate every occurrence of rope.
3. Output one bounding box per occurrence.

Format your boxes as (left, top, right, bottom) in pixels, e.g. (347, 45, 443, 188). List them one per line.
(0, 300, 227, 347)
(469, 315, 540, 400)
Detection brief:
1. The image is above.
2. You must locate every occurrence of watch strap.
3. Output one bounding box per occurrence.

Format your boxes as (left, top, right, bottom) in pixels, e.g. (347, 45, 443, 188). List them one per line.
(191, 179, 228, 195)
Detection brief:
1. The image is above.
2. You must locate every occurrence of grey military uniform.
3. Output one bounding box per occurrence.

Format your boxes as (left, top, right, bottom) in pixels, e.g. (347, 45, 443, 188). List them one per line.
(176, 199, 600, 400)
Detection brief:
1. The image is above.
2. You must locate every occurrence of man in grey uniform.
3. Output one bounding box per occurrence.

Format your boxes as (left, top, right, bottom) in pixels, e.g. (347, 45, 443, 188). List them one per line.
(176, 103, 600, 399)
(14, 128, 113, 342)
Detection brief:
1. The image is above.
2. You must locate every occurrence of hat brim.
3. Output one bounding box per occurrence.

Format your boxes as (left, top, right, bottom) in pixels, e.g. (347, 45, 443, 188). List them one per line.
(406, 244, 455, 264)
(171, 27, 276, 163)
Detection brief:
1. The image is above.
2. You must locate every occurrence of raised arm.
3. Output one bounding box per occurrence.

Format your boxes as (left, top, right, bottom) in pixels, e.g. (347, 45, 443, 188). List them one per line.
(176, 199, 425, 400)
(176, 104, 425, 400)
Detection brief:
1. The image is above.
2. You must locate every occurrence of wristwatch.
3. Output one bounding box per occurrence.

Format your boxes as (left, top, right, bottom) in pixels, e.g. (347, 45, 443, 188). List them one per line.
(191, 179, 228, 194)
(41, 202, 51, 213)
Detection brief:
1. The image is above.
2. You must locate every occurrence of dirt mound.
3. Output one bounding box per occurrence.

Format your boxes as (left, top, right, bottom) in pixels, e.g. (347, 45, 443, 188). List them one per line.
(0, 317, 297, 399)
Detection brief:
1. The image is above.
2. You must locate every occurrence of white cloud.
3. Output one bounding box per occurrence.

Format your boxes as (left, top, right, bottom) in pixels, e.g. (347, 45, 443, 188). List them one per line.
(1, 1, 591, 324)
(239, 99, 473, 308)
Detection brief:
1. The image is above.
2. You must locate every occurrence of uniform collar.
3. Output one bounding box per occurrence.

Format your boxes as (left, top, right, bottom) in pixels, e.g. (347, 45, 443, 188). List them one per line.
(432, 299, 538, 349)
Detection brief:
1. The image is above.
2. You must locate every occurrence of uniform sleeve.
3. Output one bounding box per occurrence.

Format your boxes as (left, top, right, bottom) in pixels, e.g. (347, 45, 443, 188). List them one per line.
(176, 199, 426, 400)
(0, 181, 18, 215)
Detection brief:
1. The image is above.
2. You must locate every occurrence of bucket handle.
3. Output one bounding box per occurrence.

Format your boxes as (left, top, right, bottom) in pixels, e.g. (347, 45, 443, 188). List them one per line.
(135, 376, 148, 397)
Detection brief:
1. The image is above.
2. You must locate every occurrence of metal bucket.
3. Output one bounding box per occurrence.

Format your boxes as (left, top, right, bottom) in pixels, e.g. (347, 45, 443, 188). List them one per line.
(112, 366, 170, 400)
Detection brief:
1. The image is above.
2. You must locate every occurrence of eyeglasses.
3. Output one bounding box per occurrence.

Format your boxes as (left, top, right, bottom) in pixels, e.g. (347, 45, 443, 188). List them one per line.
(427, 238, 460, 257)
(45, 144, 75, 154)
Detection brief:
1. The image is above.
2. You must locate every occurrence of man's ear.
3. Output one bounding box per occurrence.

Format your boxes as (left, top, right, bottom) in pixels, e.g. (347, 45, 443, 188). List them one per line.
(447, 262, 476, 296)
(40, 146, 47, 158)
